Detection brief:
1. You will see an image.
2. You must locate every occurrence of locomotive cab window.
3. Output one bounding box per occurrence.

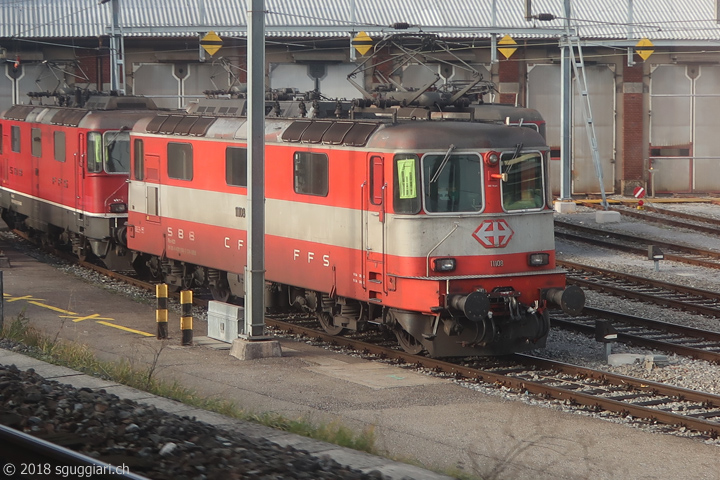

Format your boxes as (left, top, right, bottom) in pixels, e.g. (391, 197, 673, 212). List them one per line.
(167, 142, 193, 180)
(133, 139, 144, 180)
(10, 126, 20, 153)
(31, 128, 41, 157)
(393, 154, 421, 214)
(293, 151, 328, 196)
(500, 150, 545, 211)
(104, 130, 131, 174)
(87, 132, 103, 173)
(422, 153, 483, 213)
(54, 131, 65, 162)
(226, 147, 247, 187)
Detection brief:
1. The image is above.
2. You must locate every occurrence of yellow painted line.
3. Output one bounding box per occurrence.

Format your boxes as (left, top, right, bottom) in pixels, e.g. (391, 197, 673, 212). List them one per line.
(27, 301, 77, 315)
(8, 295, 45, 303)
(59, 313, 115, 323)
(96, 320, 154, 337)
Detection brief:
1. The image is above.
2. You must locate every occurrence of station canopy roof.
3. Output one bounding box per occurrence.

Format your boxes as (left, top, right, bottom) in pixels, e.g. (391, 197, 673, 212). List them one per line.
(1, 0, 719, 43)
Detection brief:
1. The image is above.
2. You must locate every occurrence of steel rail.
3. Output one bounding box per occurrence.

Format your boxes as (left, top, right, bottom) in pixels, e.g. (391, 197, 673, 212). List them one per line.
(554, 221, 720, 269)
(550, 313, 720, 364)
(559, 261, 720, 319)
(579, 202, 720, 235)
(559, 259, 720, 302)
(267, 318, 720, 437)
(0, 424, 151, 480)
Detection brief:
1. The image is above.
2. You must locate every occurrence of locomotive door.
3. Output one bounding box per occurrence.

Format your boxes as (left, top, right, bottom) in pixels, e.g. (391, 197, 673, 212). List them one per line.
(364, 155, 386, 300)
(144, 154, 160, 222)
(75, 132, 85, 214)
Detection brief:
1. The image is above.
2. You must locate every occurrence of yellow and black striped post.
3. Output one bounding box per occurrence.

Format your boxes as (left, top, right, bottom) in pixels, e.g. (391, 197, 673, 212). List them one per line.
(156, 284, 168, 339)
(180, 290, 193, 346)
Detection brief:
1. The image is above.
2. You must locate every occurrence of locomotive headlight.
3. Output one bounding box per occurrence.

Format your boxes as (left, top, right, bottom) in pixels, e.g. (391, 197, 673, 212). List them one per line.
(433, 258, 456, 272)
(528, 252, 550, 266)
(109, 203, 127, 213)
(485, 151, 500, 166)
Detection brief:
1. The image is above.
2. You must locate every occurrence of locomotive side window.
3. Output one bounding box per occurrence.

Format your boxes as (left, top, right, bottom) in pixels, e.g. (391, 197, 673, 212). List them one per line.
(393, 154, 421, 214)
(87, 132, 103, 173)
(133, 139, 144, 180)
(422, 153, 483, 213)
(11, 126, 20, 153)
(167, 142, 193, 180)
(226, 147, 247, 187)
(31, 128, 41, 157)
(500, 151, 545, 211)
(293, 151, 328, 196)
(54, 131, 65, 162)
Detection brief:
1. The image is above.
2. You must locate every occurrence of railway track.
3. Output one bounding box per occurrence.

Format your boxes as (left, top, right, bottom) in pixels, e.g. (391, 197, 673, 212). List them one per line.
(268, 317, 720, 438)
(554, 219, 720, 270)
(579, 202, 720, 235)
(0, 424, 149, 480)
(559, 260, 720, 318)
(550, 308, 720, 363)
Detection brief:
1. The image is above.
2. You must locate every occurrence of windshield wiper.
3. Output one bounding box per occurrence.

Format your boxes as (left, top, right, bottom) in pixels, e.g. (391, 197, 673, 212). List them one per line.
(503, 142, 523, 175)
(430, 144, 456, 184)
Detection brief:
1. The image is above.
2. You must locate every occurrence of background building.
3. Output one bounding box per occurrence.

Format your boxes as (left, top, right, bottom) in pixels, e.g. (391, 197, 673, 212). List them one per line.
(2, 0, 720, 196)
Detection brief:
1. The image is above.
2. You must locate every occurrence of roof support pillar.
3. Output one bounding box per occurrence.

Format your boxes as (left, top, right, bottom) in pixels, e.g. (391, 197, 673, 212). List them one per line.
(244, 0, 267, 340)
(559, 0, 573, 200)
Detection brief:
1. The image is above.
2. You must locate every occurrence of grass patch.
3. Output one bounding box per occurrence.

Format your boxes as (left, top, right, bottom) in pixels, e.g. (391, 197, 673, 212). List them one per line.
(0, 314, 377, 454)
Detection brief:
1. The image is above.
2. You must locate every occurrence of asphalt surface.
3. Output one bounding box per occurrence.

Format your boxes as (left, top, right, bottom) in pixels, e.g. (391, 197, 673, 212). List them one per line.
(0, 232, 719, 480)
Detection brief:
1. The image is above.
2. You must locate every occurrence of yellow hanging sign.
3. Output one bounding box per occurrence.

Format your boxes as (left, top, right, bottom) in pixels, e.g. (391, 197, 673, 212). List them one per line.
(201, 31, 223, 56)
(498, 35, 518, 59)
(352, 31, 373, 56)
(636, 38, 654, 61)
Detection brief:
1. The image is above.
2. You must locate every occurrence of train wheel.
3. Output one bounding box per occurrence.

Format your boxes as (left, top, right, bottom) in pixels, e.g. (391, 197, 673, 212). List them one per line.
(210, 285, 231, 302)
(394, 326, 424, 355)
(317, 312, 344, 336)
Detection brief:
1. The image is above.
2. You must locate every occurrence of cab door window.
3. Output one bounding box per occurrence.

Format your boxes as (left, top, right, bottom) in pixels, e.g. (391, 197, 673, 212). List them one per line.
(393, 154, 421, 214)
(87, 132, 103, 172)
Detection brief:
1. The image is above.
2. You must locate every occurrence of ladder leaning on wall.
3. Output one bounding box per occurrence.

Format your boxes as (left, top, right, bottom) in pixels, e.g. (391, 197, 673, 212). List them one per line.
(568, 36, 609, 210)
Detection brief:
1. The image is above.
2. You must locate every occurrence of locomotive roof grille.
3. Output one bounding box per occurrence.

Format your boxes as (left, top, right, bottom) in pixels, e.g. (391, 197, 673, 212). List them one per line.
(2, 105, 35, 121)
(51, 109, 87, 126)
(280, 120, 379, 146)
(145, 114, 215, 136)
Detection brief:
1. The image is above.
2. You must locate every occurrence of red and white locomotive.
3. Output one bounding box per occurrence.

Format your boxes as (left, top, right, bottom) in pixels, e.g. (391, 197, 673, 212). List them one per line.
(0, 88, 584, 357)
(124, 95, 584, 356)
(0, 94, 159, 270)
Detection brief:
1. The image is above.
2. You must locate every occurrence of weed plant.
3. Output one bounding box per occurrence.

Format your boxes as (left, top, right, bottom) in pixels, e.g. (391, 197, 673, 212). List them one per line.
(0, 314, 377, 453)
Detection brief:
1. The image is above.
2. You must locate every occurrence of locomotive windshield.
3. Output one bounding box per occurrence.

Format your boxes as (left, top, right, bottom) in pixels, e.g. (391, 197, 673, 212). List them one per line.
(422, 153, 483, 213)
(86, 131, 131, 174)
(500, 151, 545, 211)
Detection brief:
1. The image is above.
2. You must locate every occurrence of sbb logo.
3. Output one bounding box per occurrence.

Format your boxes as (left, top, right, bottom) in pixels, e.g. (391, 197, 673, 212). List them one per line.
(473, 219, 514, 248)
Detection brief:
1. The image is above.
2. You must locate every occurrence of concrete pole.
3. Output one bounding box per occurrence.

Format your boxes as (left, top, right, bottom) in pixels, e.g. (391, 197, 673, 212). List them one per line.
(559, 0, 573, 200)
(245, 0, 266, 339)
